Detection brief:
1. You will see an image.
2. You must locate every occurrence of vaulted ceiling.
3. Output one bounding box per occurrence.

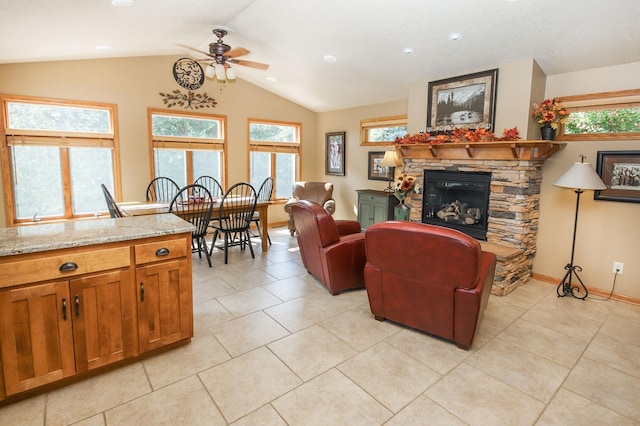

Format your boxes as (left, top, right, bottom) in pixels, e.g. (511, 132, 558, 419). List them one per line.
(1, 0, 639, 112)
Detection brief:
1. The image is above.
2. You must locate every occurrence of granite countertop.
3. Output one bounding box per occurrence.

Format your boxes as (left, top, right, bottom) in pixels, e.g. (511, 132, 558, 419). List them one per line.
(0, 214, 195, 257)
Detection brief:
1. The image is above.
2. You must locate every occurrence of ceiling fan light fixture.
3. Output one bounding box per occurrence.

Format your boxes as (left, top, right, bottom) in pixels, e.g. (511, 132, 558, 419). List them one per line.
(205, 64, 215, 78)
(225, 66, 236, 80)
(215, 63, 226, 81)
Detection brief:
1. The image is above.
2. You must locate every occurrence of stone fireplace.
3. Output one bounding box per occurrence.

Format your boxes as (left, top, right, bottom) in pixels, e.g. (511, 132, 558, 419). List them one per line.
(397, 141, 562, 295)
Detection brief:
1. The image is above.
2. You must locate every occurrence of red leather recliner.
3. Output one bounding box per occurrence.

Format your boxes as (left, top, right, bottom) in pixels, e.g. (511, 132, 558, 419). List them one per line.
(290, 200, 366, 295)
(364, 221, 496, 349)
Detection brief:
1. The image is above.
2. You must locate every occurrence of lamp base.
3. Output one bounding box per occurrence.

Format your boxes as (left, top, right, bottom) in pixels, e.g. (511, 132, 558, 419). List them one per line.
(556, 263, 588, 300)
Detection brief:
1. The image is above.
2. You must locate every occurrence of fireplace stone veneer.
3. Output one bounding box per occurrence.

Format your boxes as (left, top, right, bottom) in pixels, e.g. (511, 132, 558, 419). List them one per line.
(402, 158, 544, 296)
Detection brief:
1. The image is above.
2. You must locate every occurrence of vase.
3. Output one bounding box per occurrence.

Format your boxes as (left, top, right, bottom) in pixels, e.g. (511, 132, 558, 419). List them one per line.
(540, 125, 556, 141)
(394, 200, 411, 221)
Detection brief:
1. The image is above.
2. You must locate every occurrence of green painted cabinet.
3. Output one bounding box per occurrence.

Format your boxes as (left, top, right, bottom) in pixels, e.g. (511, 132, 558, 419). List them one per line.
(357, 190, 399, 230)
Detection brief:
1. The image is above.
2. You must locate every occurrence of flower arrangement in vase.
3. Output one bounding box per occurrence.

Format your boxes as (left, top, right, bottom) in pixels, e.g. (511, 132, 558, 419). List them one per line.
(532, 98, 570, 140)
(393, 174, 417, 204)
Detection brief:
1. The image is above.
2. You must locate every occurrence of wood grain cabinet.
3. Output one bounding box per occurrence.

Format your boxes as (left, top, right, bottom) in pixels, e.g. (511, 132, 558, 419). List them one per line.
(0, 232, 192, 403)
(357, 190, 399, 230)
(134, 238, 192, 353)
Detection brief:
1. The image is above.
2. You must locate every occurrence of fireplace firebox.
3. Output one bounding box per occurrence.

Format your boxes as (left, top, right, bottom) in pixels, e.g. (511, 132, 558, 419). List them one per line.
(422, 170, 491, 240)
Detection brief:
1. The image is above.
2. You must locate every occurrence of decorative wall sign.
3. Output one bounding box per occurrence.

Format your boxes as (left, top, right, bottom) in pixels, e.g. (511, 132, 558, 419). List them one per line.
(595, 150, 640, 203)
(159, 90, 217, 109)
(427, 68, 498, 134)
(172, 58, 205, 90)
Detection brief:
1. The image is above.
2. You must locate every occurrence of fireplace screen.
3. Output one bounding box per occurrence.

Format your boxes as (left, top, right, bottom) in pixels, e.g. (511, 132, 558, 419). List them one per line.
(422, 170, 491, 240)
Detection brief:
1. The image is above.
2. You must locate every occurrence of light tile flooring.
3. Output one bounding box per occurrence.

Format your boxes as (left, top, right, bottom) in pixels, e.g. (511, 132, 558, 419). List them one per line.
(2, 227, 640, 425)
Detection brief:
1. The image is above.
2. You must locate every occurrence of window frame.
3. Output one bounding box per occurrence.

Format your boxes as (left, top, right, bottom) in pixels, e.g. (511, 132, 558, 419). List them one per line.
(248, 118, 301, 201)
(148, 108, 227, 188)
(360, 115, 408, 146)
(1, 94, 120, 225)
(557, 89, 640, 141)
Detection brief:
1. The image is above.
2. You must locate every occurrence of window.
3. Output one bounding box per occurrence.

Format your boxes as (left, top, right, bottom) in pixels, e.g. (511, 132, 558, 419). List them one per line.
(1, 95, 119, 224)
(559, 89, 640, 140)
(360, 115, 407, 145)
(248, 120, 301, 199)
(149, 109, 226, 188)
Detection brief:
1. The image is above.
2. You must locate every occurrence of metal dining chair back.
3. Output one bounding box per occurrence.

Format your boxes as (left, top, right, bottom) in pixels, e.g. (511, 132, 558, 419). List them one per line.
(209, 182, 258, 264)
(169, 184, 214, 267)
(194, 176, 224, 199)
(251, 177, 273, 245)
(101, 184, 123, 218)
(146, 177, 180, 202)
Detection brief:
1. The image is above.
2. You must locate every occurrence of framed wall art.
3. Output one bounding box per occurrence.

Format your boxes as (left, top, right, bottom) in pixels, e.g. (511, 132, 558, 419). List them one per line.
(325, 131, 346, 176)
(426, 68, 498, 133)
(367, 151, 394, 181)
(595, 150, 640, 203)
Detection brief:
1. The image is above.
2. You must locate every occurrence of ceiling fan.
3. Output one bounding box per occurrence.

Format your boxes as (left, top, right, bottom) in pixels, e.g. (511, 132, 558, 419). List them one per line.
(177, 28, 269, 85)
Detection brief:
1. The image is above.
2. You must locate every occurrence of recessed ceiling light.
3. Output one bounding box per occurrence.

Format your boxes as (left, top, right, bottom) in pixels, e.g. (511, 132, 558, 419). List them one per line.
(323, 55, 337, 63)
(95, 45, 112, 50)
(448, 33, 462, 41)
(402, 47, 414, 55)
(111, 0, 134, 6)
(266, 76, 278, 83)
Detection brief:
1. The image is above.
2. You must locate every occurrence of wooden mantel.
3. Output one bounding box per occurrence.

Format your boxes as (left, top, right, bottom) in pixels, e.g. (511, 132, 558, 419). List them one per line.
(396, 140, 564, 161)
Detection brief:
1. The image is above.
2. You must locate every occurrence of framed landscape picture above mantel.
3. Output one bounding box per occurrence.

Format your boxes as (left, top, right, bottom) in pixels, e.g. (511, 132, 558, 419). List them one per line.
(426, 68, 498, 134)
(595, 150, 640, 203)
(325, 131, 346, 176)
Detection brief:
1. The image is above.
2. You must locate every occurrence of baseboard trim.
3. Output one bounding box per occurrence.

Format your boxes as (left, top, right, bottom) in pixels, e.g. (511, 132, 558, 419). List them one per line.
(532, 273, 640, 306)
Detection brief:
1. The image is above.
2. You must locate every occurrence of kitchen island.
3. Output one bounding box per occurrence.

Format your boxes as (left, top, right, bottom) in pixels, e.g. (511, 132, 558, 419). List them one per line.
(0, 214, 194, 404)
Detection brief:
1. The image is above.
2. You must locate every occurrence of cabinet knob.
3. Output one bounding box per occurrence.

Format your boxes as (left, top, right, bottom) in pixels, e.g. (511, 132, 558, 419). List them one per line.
(59, 262, 78, 272)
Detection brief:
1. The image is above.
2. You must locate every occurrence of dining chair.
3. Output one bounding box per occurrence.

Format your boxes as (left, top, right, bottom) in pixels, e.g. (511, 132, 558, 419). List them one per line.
(209, 182, 258, 264)
(169, 184, 214, 267)
(251, 177, 273, 246)
(146, 177, 180, 202)
(100, 184, 123, 218)
(194, 176, 224, 199)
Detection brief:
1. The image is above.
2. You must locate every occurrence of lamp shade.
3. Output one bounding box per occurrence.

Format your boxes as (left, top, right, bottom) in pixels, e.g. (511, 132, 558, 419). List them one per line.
(379, 150, 401, 167)
(225, 66, 236, 80)
(554, 161, 606, 191)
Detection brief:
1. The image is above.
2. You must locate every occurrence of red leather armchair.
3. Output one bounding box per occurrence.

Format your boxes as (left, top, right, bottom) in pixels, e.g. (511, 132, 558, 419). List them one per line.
(364, 221, 496, 349)
(290, 200, 366, 295)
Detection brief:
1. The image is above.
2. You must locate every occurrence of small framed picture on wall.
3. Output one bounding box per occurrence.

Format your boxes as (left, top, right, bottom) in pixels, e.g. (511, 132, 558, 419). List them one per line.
(325, 131, 346, 176)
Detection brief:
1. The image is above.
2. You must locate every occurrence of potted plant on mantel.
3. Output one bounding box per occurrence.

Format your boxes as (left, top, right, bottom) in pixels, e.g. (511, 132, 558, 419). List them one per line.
(532, 98, 570, 140)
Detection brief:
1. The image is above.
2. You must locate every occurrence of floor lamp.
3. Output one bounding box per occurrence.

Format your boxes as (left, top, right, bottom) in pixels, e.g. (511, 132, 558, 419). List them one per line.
(379, 150, 402, 192)
(553, 155, 606, 300)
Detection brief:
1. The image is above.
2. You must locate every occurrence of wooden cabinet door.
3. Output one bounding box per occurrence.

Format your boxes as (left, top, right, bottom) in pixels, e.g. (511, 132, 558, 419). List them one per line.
(70, 270, 138, 373)
(136, 259, 192, 353)
(0, 281, 75, 396)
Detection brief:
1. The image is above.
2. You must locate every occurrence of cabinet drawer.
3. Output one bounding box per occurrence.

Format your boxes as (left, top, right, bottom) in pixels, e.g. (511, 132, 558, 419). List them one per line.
(134, 238, 188, 265)
(0, 247, 130, 288)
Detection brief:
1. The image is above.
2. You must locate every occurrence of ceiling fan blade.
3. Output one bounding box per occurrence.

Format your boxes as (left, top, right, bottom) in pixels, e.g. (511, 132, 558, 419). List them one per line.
(228, 58, 269, 70)
(177, 44, 214, 59)
(226, 47, 250, 58)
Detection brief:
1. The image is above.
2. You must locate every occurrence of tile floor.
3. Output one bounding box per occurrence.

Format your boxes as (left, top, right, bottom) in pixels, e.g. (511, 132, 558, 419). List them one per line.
(1, 226, 640, 425)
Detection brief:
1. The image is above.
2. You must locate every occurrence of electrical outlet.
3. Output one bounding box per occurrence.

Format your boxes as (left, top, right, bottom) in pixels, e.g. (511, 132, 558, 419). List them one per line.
(613, 261, 624, 274)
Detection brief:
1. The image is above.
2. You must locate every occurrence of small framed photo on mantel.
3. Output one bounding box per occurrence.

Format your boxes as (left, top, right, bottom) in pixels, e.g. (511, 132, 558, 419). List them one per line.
(325, 131, 346, 176)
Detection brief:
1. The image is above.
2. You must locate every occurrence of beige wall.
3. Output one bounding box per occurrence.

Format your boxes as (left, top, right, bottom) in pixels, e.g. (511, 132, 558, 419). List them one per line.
(0, 56, 317, 226)
(318, 59, 640, 300)
(536, 62, 640, 299)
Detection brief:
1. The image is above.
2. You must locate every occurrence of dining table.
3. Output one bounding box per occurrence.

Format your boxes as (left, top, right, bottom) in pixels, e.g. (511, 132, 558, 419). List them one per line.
(118, 199, 272, 253)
